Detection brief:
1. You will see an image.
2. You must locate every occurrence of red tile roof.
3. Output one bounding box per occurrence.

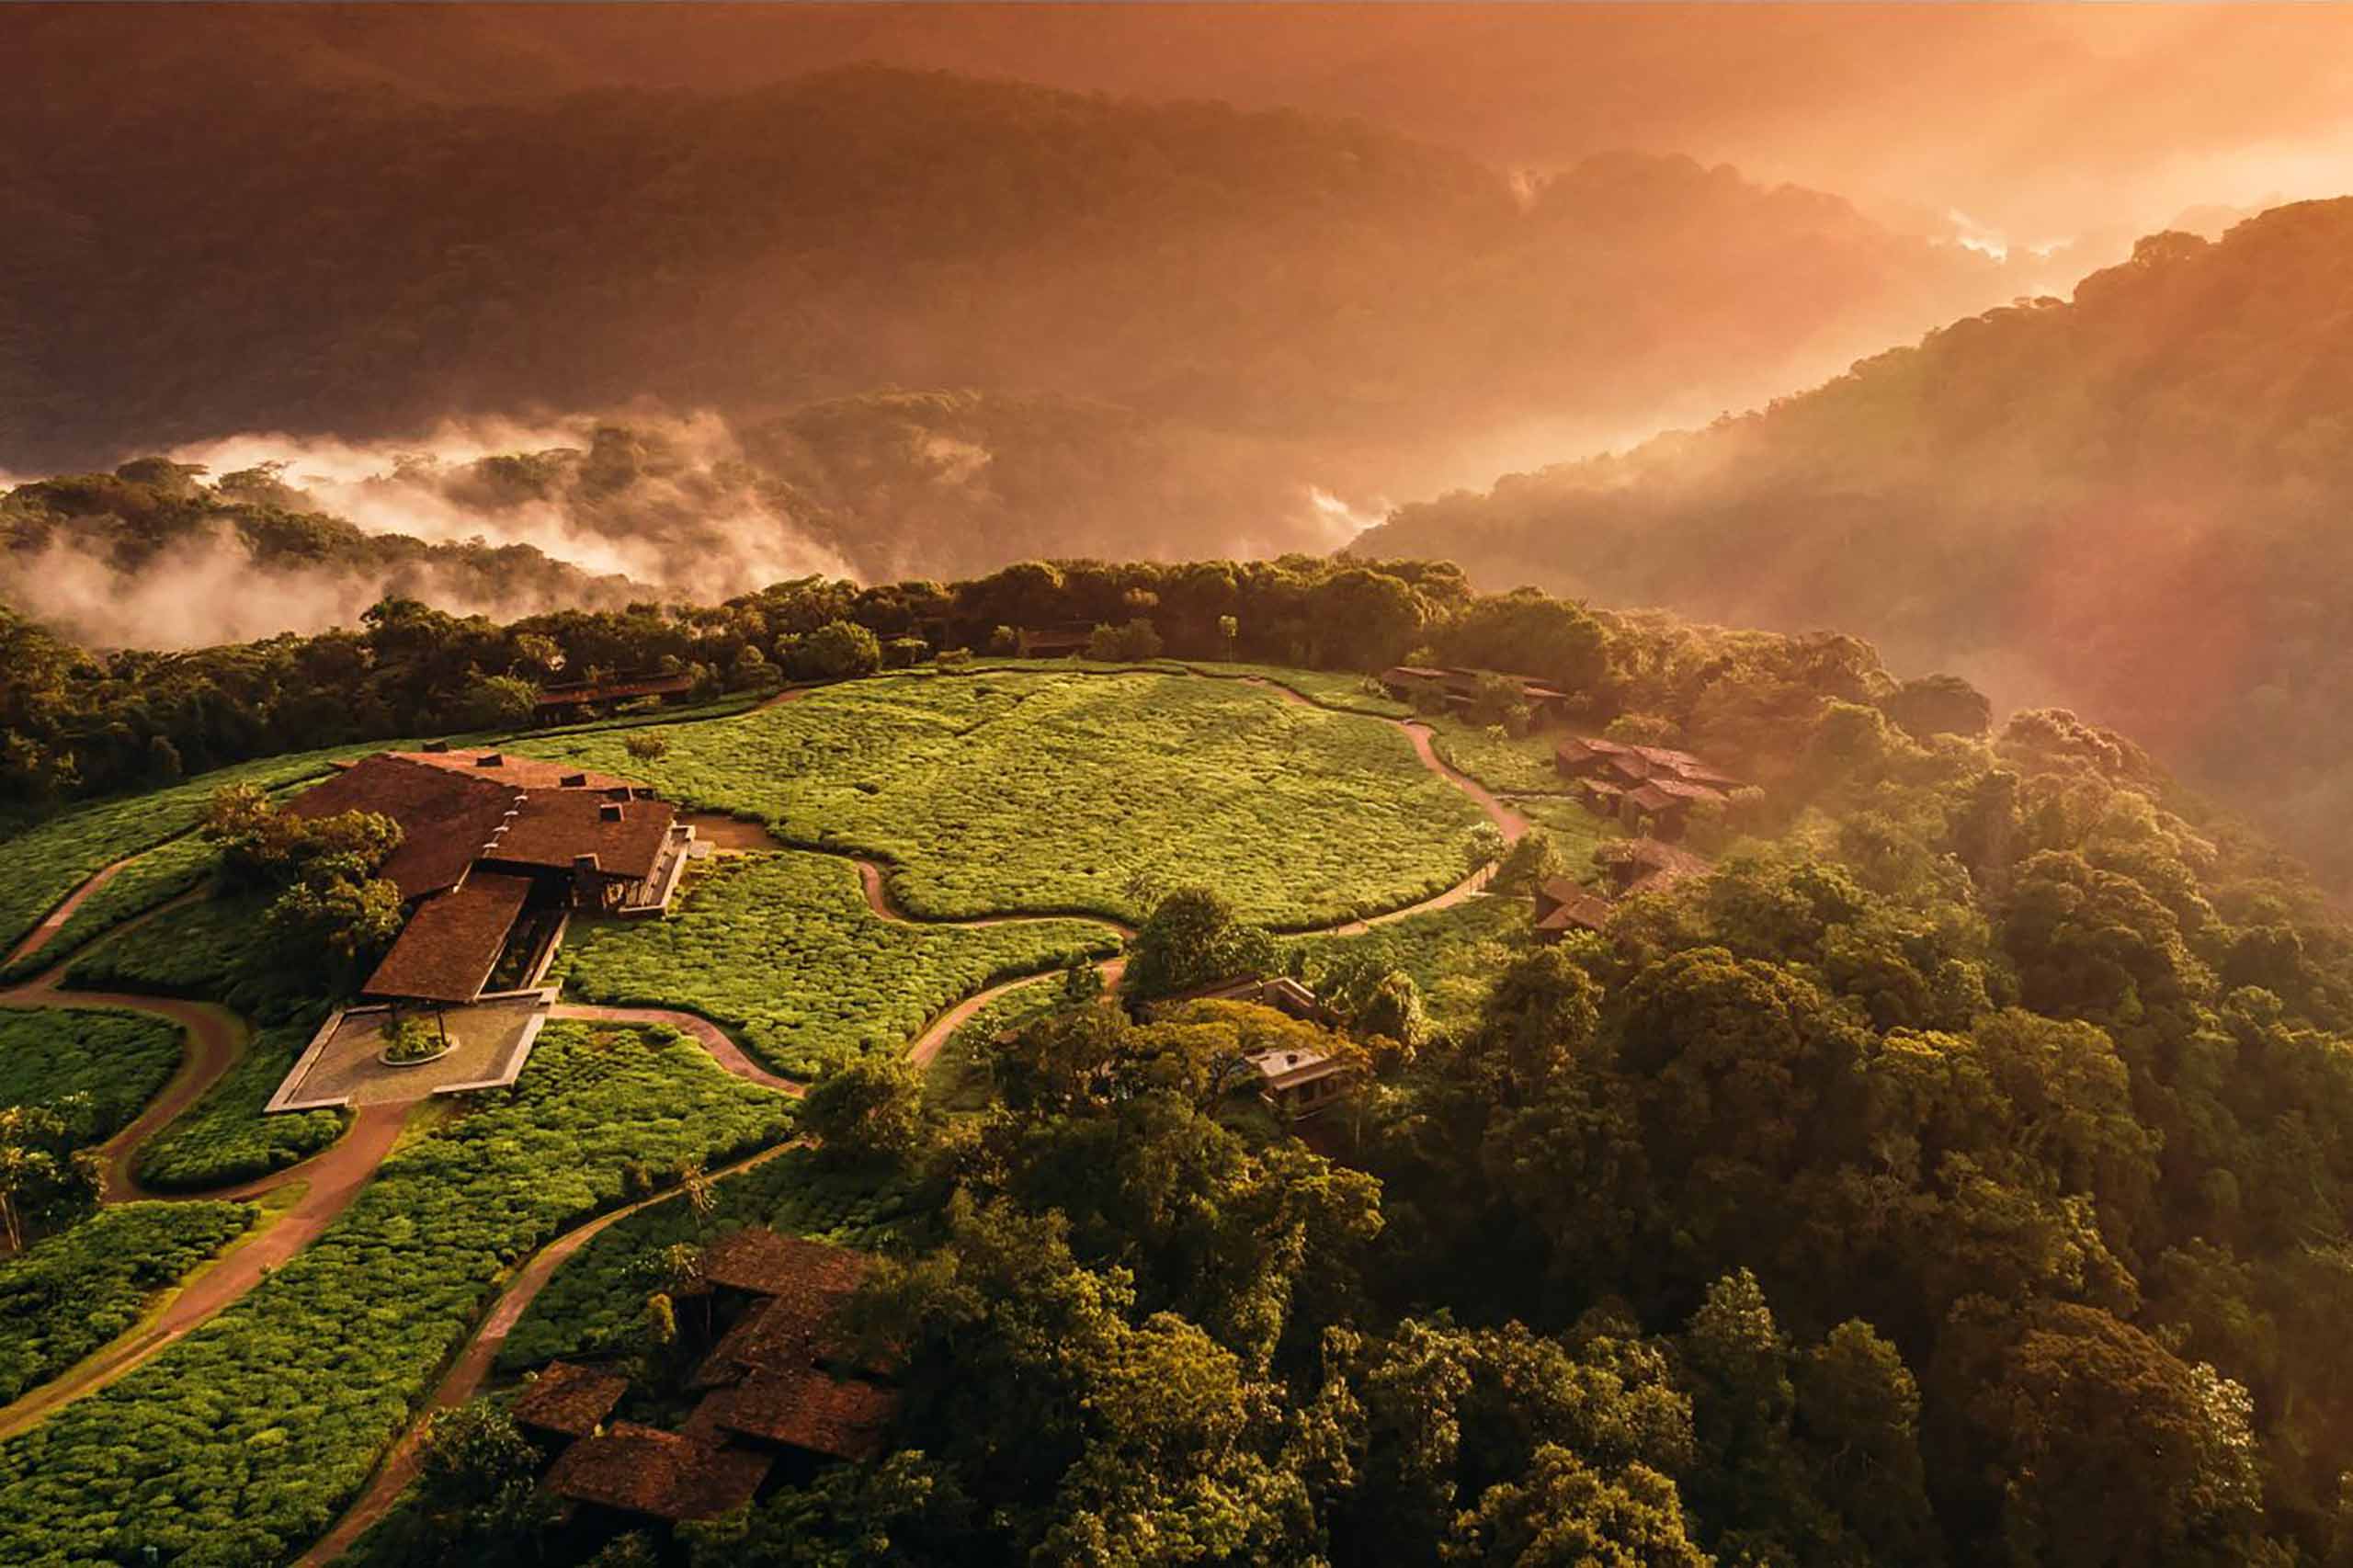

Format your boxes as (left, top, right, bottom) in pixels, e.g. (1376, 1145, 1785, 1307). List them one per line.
(490, 790, 677, 882)
(696, 1367, 898, 1461)
(692, 1231, 887, 1386)
(281, 755, 521, 903)
(542, 1422, 771, 1520)
(512, 1360, 630, 1437)
(362, 872, 533, 1003)
(392, 750, 635, 794)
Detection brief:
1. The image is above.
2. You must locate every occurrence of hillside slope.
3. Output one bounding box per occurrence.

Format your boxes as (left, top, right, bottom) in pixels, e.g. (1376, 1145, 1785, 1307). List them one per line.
(1360, 198, 2353, 881)
(0, 66, 2018, 498)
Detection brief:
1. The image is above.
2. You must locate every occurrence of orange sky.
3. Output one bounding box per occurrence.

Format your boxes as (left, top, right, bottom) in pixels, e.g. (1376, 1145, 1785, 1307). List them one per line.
(169, 3, 2353, 243)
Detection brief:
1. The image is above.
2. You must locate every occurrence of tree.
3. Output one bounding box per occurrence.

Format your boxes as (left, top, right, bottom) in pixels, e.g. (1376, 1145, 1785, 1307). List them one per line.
(801, 1056, 937, 1168)
(1464, 823, 1507, 876)
(1086, 618, 1164, 662)
(791, 619, 884, 680)
(1125, 885, 1278, 1000)
(1442, 1448, 1710, 1567)
(457, 672, 538, 730)
(622, 730, 670, 764)
(414, 1399, 552, 1556)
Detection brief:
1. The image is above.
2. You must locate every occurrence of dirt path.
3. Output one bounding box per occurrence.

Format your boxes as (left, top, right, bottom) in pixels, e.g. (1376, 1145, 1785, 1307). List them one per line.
(4, 858, 137, 968)
(291, 1138, 802, 1567)
(549, 1003, 805, 1096)
(0, 1099, 409, 1440)
(0, 980, 250, 1202)
(908, 957, 1131, 1068)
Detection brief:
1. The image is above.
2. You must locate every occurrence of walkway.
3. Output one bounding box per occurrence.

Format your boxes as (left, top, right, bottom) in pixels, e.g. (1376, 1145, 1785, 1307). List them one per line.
(292, 1138, 802, 1567)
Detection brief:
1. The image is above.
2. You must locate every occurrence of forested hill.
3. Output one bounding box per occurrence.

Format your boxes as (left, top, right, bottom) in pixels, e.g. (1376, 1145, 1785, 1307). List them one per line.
(1358, 198, 2353, 885)
(0, 62, 2015, 488)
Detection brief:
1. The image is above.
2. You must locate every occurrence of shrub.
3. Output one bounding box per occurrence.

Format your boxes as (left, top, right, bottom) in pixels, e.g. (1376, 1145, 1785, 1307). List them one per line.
(0, 1201, 254, 1403)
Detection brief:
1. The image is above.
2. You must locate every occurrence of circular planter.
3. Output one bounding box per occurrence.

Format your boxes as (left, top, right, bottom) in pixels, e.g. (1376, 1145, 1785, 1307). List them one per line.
(377, 1040, 455, 1068)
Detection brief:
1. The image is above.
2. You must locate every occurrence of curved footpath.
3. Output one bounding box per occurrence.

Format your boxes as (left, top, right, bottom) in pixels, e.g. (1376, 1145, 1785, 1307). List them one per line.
(3, 856, 136, 968)
(292, 1139, 803, 1568)
(1, 659, 1540, 1551)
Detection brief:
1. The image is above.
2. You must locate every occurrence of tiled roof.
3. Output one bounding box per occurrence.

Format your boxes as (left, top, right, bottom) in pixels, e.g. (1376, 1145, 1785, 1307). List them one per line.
(491, 790, 677, 881)
(696, 1367, 898, 1461)
(511, 1359, 630, 1437)
(362, 872, 533, 1003)
(1536, 892, 1612, 932)
(393, 749, 636, 794)
(535, 673, 695, 707)
(542, 1422, 770, 1521)
(280, 755, 522, 903)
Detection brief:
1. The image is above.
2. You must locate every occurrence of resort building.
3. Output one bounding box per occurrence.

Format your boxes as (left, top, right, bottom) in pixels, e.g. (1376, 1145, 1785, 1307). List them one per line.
(1233, 1044, 1353, 1120)
(1531, 875, 1614, 944)
(533, 670, 697, 719)
(1553, 736, 1745, 839)
(1378, 665, 1575, 721)
(280, 749, 694, 1007)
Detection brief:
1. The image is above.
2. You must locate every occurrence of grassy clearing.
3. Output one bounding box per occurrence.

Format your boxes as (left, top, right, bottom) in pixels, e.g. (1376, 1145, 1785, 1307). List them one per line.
(0, 1006, 183, 1137)
(1423, 715, 1575, 797)
(134, 1023, 349, 1192)
(517, 670, 1482, 926)
(0, 1021, 793, 1566)
(496, 1145, 920, 1371)
(554, 853, 1119, 1077)
(0, 1202, 254, 1404)
(1284, 893, 1533, 1035)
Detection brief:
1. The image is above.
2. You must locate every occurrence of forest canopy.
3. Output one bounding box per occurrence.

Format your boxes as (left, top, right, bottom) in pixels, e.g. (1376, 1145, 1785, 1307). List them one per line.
(1359, 198, 2353, 888)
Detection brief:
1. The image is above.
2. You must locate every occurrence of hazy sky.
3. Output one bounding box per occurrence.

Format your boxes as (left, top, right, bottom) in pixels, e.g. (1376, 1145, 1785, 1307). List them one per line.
(92, 3, 2351, 245)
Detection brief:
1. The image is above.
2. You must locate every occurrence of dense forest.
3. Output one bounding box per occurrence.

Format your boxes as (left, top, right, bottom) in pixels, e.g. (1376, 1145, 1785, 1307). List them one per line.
(0, 60, 2020, 515)
(1360, 198, 2353, 888)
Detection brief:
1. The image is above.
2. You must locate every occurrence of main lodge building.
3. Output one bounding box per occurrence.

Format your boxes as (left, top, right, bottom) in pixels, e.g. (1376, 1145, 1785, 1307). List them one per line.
(282, 748, 695, 1006)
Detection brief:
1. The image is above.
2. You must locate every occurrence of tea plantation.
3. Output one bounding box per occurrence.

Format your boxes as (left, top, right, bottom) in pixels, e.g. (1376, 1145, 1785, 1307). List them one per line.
(133, 1023, 349, 1192)
(554, 850, 1121, 1076)
(0, 1006, 184, 1140)
(516, 669, 1483, 925)
(0, 1023, 794, 1565)
(0, 1201, 254, 1405)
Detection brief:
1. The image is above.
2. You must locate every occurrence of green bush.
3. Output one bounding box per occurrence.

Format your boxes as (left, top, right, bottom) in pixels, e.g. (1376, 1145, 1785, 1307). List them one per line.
(554, 852, 1120, 1077)
(134, 1023, 349, 1192)
(513, 670, 1480, 926)
(0, 1022, 792, 1564)
(0, 1006, 183, 1140)
(0, 1201, 254, 1403)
